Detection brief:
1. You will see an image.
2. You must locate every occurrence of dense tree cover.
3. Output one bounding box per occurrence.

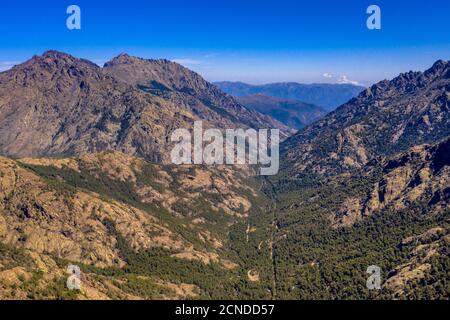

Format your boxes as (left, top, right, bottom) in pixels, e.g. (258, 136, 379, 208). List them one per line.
(399, 255, 449, 300)
(268, 169, 449, 300)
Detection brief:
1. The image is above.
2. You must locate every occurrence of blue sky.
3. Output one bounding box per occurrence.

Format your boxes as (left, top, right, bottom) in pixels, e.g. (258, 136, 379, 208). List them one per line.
(0, 0, 449, 85)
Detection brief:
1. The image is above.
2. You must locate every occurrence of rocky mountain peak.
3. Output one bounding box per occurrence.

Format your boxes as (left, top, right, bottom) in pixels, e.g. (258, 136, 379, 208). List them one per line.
(102, 53, 292, 135)
(104, 53, 145, 67)
(280, 60, 450, 184)
(357, 60, 449, 101)
(430, 59, 449, 71)
(0, 50, 291, 160)
(41, 50, 75, 59)
(35, 50, 99, 70)
(0, 51, 104, 91)
(103, 53, 206, 93)
(105, 53, 178, 70)
(425, 59, 450, 79)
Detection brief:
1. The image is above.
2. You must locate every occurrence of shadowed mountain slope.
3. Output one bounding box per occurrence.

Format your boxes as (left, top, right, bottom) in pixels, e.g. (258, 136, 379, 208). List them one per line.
(278, 60, 450, 186)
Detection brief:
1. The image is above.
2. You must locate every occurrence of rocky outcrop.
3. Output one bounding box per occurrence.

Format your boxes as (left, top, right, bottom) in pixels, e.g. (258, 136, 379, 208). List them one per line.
(0, 156, 190, 268)
(0, 247, 200, 300)
(0, 150, 266, 299)
(332, 138, 450, 227)
(0, 152, 263, 269)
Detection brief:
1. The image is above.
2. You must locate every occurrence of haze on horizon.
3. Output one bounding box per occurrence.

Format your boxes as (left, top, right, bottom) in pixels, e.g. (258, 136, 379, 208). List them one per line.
(0, 0, 449, 86)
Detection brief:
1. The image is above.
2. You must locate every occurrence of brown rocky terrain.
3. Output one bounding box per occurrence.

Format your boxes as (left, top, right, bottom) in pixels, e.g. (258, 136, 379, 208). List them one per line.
(0, 246, 201, 300)
(0, 152, 266, 299)
(280, 60, 450, 182)
(103, 54, 293, 137)
(0, 53, 448, 300)
(384, 226, 449, 298)
(332, 138, 450, 228)
(0, 51, 291, 162)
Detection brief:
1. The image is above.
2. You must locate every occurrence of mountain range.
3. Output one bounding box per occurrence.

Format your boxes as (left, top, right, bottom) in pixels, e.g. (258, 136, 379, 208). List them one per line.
(0, 52, 448, 300)
(270, 59, 449, 299)
(214, 81, 365, 111)
(0, 51, 292, 162)
(280, 60, 450, 184)
(273, 136, 449, 299)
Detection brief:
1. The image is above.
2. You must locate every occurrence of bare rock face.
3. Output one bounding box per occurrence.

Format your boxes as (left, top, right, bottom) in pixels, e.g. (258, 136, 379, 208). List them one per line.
(0, 156, 186, 268)
(0, 151, 263, 270)
(281, 60, 450, 181)
(332, 138, 450, 227)
(0, 150, 267, 299)
(0, 51, 290, 162)
(333, 198, 362, 227)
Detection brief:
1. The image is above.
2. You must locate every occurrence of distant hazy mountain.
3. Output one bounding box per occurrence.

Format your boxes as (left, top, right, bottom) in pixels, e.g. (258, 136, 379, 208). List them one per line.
(236, 94, 326, 129)
(214, 81, 365, 111)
